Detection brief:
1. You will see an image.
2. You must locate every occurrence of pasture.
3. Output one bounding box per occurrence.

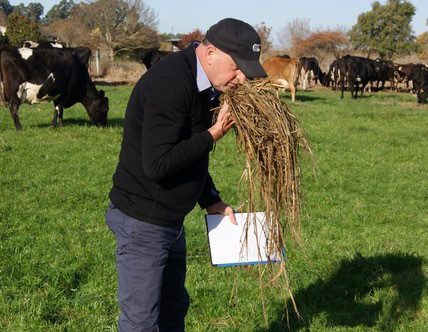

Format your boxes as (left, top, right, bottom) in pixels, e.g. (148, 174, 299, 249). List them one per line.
(0, 86, 427, 331)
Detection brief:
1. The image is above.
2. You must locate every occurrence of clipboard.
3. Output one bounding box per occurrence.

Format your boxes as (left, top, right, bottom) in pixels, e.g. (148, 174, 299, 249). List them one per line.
(204, 212, 282, 267)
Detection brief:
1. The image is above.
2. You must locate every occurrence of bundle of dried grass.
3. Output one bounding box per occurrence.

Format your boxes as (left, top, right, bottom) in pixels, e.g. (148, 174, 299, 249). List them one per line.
(222, 78, 310, 247)
(218, 78, 312, 322)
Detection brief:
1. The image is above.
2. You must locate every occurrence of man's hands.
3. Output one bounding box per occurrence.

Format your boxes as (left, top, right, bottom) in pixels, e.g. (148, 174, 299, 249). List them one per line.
(206, 201, 237, 225)
(208, 102, 235, 142)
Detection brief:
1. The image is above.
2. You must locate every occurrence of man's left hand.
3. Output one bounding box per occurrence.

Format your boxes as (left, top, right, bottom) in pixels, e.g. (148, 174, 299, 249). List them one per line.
(206, 201, 237, 225)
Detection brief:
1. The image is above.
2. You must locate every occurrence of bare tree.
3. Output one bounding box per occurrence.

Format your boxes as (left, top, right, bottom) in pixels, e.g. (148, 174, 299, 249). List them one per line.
(254, 22, 272, 60)
(78, 0, 159, 59)
(277, 18, 311, 56)
(297, 28, 351, 62)
(42, 14, 93, 47)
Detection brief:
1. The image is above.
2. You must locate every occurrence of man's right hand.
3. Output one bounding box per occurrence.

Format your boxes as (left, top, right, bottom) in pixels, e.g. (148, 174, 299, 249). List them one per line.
(208, 102, 235, 142)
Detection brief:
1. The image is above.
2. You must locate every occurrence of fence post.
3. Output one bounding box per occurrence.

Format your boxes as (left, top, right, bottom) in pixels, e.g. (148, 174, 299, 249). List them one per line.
(95, 49, 100, 76)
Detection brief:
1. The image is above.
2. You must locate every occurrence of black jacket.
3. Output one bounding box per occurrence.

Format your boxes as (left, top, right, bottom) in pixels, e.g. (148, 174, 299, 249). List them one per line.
(109, 45, 221, 227)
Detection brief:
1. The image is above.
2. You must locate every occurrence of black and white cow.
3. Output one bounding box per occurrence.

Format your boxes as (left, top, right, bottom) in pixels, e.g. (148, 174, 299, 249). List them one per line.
(394, 63, 428, 93)
(327, 59, 341, 91)
(133, 48, 172, 70)
(299, 57, 327, 89)
(0, 46, 108, 130)
(24, 41, 92, 68)
(339, 55, 376, 99)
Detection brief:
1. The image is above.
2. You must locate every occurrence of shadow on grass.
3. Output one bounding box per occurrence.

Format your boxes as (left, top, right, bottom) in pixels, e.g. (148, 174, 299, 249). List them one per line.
(94, 80, 132, 86)
(41, 264, 93, 325)
(295, 94, 325, 102)
(32, 117, 125, 128)
(265, 253, 426, 331)
(279, 94, 325, 103)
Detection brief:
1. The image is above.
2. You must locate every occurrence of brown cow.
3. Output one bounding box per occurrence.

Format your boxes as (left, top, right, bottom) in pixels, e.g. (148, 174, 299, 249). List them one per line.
(262, 57, 299, 101)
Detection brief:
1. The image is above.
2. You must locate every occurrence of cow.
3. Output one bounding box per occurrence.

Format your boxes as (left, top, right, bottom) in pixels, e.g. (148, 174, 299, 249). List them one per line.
(327, 59, 341, 91)
(0, 46, 108, 130)
(38, 41, 64, 49)
(262, 57, 299, 102)
(23, 40, 39, 48)
(412, 66, 428, 103)
(25, 41, 92, 68)
(339, 55, 376, 99)
(372, 58, 395, 91)
(133, 48, 172, 70)
(394, 63, 428, 93)
(299, 56, 327, 89)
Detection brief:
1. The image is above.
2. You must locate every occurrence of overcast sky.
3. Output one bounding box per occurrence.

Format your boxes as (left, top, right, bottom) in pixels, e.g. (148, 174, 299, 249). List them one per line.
(10, 0, 428, 45)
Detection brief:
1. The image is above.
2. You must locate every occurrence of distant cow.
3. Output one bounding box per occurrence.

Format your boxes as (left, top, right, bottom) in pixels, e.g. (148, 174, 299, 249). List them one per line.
(327, 59, 341, 91)
(263, 57, 299, 102)
(339, 55, 375, 99)
(299, 56, 327, 89)
(38, 41, 64, 49)
(26, 41, 92, 68)
(134, 48, 172, 70)
(23, 40, 39, 48)
(372, 58, 395, 91)
(395, 63, 428, 93)
(0, 46, 108, 130)
(410, 65, 428, 103)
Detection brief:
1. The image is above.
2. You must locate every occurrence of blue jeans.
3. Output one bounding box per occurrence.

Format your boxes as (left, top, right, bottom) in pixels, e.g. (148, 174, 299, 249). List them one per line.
(106, 203, 190, 332)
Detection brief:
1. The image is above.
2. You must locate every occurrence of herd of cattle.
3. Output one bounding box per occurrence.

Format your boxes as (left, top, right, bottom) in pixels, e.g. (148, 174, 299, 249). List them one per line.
(263, 53, 428, 103)
(0, 42, 426, 131)
(138, 48, 428, 103)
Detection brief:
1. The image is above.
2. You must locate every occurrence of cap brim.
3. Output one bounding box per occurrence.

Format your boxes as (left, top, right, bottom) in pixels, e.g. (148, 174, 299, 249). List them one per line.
(232, 56, 267, 79)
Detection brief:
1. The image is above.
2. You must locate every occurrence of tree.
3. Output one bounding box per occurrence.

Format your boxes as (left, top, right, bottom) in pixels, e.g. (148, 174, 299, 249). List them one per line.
(13, 2, 44, 22)
(77, 0, 159, 58)
(254, 22, 272, 59)
(44, 0, 75, 24)
(0, 9, 7, 26)
(178, 28, 204, 49)
(0, 0, 13, 16)
(42, 15, 92, 47)
(6, 12, 41, 46)
(296, 29, 351, 61)
(417, 31, 428, 60)
(26, 3, 43, 22)
(349, 0, 420, 59)
(277, 18, 311, 57)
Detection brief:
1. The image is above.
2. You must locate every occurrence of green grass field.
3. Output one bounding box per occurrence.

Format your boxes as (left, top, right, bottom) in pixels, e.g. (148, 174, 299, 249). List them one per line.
(0, 86, 427, 331)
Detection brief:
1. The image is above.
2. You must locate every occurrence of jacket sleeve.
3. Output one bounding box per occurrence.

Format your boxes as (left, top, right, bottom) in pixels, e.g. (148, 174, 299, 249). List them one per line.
(198, 172, 222, 209)
(141, 75, 214, 182)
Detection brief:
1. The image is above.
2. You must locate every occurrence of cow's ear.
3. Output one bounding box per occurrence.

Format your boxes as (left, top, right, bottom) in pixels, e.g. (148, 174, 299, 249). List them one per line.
(99, 90, 105, 98)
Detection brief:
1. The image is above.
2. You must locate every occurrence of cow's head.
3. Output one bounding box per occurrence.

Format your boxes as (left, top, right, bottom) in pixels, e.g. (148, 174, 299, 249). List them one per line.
(88, 90, 109, 126)
(320, 72, 330, 87)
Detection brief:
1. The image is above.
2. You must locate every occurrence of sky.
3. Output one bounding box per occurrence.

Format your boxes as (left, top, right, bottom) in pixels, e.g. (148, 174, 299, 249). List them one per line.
(10, 0, 428, 45)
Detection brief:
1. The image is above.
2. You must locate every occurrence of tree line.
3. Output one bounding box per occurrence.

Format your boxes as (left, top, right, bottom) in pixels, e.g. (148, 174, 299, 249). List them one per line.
(0, 0, 426, 62)
(0, 0, 159, 60)
(274, 0, 426, 61)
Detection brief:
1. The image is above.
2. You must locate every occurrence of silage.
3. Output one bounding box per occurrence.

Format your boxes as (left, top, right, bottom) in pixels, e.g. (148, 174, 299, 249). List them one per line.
(216, 78, 312, 322)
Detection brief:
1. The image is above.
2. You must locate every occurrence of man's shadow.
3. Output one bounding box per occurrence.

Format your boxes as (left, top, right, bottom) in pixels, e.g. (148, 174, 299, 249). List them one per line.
(265, 253, 426, 331)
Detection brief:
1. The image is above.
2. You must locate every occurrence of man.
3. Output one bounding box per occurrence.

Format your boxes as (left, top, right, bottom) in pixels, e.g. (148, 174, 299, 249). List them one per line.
(106, 18, 266, 331)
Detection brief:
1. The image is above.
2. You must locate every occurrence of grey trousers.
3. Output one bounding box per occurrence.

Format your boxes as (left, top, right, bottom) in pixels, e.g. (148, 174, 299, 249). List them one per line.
(106, 203, 190, 332)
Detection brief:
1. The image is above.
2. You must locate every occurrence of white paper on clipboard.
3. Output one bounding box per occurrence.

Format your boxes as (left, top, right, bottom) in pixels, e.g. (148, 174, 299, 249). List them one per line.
(204, 212, 282, 267)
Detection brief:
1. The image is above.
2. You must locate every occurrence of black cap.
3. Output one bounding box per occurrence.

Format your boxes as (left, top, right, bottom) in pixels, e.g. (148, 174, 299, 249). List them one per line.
(206, 18, 267, 79)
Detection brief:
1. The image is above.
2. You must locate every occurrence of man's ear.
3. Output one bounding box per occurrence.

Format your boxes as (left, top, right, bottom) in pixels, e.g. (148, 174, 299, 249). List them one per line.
(205, 44, 216, 64)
